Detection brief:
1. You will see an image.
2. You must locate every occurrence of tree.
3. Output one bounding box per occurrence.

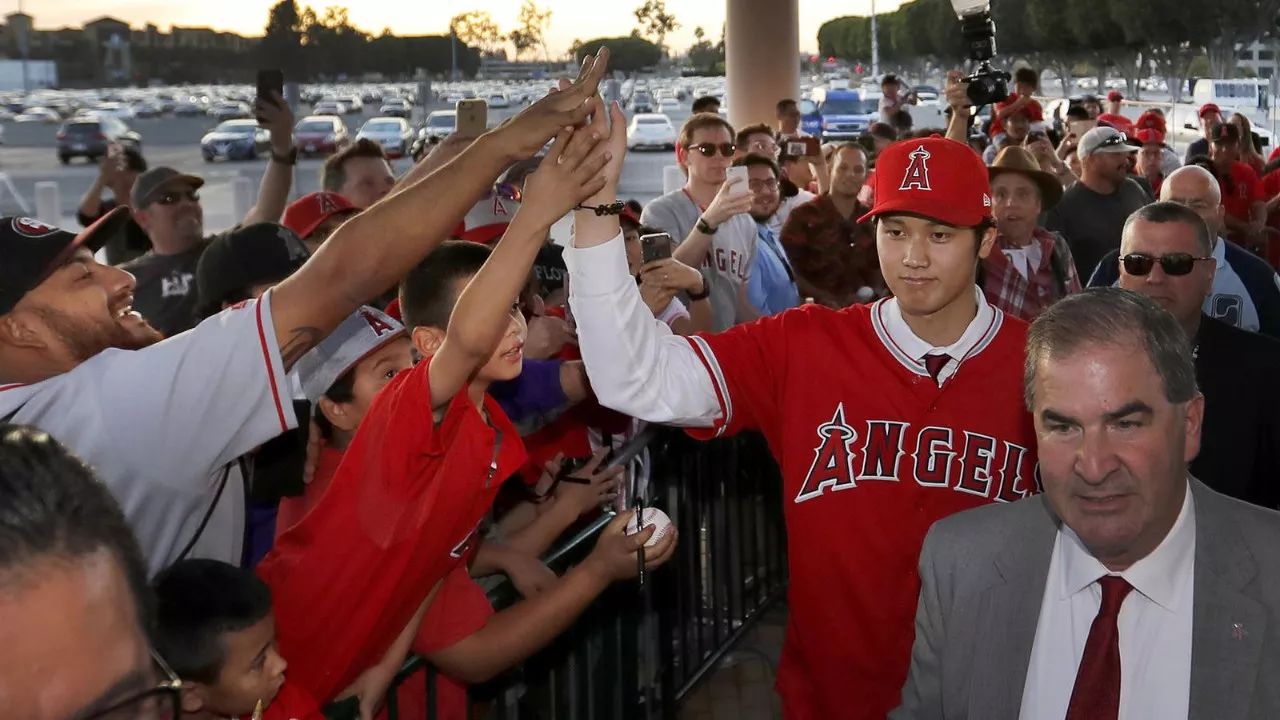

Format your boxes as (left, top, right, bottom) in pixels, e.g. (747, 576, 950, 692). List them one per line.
(687, 25, 721, 73)
(509, 0, 552, 61)
(259, 0, 305, 78)
(633, 1, 679, 50)
(574, 35, 662, 72)
(450, 10, 503, 55)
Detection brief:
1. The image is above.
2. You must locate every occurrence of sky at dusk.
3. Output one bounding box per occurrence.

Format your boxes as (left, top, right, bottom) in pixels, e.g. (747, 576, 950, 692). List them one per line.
(24, 0, 907, 56)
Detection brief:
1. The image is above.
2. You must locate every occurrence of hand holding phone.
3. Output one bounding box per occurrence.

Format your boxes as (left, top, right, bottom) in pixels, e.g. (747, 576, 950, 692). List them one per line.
(256, 69, 284, 123)
(726, 165, 749, 186)
(640, 232, 673, 264)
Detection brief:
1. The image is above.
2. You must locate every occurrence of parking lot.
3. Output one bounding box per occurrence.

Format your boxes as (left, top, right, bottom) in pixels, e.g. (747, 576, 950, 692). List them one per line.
(1, 100, 689, 232)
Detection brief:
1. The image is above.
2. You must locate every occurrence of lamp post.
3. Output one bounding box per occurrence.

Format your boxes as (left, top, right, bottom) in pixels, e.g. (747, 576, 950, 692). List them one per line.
(870, 0, 879, 79)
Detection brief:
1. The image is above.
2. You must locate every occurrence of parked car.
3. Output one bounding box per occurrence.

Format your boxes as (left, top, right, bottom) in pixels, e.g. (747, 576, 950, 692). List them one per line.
(630, 90, 654, 114)
(16, 107, 60, 123)
(357, 117, 413, 158)
(56, 115, 142, 164)
(89, 102, 134, 120)
(487, 92, 511, 109)
(209, 101, 253, 121)
(422, 110, 456, 141)
(811, 88, 879, 141)
(627, 113, 677, 151)
(379, 99, 411, 118)
(131, 101, 163, 118)
(294, 115, 350, 156)
(339, 96, 364, 114)
(201, 119, 270, 162)
(312, 100, 346, 117)
(173, 100, 206, 116)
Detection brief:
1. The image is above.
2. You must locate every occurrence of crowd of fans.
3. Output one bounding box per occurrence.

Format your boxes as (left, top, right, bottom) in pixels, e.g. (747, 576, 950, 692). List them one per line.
(4, 48, 1280, 720)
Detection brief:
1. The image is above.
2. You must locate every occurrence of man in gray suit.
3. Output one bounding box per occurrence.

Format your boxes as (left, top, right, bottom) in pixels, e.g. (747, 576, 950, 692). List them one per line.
(893, 287, 1280, 720)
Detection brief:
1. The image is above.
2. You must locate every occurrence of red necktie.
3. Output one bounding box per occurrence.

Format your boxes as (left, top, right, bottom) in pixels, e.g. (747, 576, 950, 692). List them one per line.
(923, 353, 951, 383)
(1065, 575, 1134, 720)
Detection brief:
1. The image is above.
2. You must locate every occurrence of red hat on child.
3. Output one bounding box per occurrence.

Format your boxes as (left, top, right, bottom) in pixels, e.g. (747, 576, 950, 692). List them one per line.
(282, 192, 359, 240)
(1198, 103, 1221, 119)
(1095, 113, 1135, 137)
(453, 191, 520, 244)
(1106, 90, 1123, 102)
(857, 135, 992, 228)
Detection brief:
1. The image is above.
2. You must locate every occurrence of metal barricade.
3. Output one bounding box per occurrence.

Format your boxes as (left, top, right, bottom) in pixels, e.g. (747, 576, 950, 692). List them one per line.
(384, 428, 788, 720)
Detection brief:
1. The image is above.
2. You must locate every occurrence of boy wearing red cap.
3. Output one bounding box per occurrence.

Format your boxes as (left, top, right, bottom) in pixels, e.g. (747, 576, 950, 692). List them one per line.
(282, 191, 360, 254)
(566, 124, 1039, 718)
(1185, 103, 1223, 165)
(988, 67, 1044, 139)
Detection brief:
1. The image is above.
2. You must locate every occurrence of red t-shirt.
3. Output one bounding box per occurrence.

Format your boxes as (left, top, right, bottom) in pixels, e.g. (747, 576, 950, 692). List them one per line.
(275, 445, 346, 539)
(242, 680, 324, 720)
(683, 302, 1038, 720)
(988, 93, 1044, 138)
(1217, 161, 1265, 225)
(258, 358, 527, 704)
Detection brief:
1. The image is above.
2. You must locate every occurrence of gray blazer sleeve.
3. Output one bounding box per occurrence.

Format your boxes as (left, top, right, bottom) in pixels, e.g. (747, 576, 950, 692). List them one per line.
(891, 525, 948, 720)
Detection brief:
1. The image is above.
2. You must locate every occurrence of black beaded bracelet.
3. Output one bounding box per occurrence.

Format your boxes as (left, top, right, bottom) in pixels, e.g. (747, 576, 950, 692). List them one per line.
(575, 201, 626, 216)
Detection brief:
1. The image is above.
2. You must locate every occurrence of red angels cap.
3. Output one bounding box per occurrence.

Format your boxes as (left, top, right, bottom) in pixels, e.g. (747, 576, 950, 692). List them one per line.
(1198, 103, 1221, 119)
(1134, 128, 1166, 146)
(282, 191, 359, 240)
(1106, 90, 1123, 102)
(1134, 110, 1167, 134)
(856, 136, 992, 228)
(1095, 112, 1135, 137)
(454, 190, 520, 244)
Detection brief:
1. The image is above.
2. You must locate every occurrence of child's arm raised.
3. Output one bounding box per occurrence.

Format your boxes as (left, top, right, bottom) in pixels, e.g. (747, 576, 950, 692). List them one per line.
(428, 102, 611, 411)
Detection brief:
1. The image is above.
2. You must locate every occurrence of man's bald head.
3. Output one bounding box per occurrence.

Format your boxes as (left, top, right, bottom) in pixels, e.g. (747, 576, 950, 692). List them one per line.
(1159, 165, 1224, 239)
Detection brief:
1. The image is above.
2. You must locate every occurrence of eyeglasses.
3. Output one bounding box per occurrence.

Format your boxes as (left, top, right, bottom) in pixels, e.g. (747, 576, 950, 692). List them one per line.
(748, 178, 779, 192)
(1120, 252, 1213, 277)
(688, 142, 736, 158)
(83, 650, 183, 720)
(154, 190, 200, 206)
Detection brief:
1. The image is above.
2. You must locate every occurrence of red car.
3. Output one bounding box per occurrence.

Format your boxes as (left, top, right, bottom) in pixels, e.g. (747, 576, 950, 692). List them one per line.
(294, 115, 350, 156)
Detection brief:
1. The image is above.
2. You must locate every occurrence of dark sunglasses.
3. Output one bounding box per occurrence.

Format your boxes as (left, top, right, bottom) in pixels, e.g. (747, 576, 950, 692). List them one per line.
(1094, 132, 1130, 150)
(1121, 252, 1212, 277)
(83, 650, 183, 720)
(688, 142, 736, 158)
(155, 190, 200, 206)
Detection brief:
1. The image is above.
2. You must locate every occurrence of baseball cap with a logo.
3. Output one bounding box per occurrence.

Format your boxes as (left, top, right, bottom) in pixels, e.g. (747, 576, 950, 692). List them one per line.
(0, 208, 132, 315)
(857, 135, 992, 227)
(1077, 127, 1139, 160)
(196, 223, 311, 313)
(282, 192, 360, 240)
(454, 188, 520, 244)
(130, 167, 205, 208)
(295, 306, 405, 402)
(1198, 103, 1221, 119)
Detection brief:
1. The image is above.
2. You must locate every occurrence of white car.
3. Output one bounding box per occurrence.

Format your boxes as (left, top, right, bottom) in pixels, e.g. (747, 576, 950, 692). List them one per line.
(658, 97, 682, 113)
(627, 113, 677, 151)
(313, 100, 347, 116)
(357, 117, 413, 158)
(16, 107, 60, 123)
(488, 93, 511, 109)
(422, 110, 457, 141)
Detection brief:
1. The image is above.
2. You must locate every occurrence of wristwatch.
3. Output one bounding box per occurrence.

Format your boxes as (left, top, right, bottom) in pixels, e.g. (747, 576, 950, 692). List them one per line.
(271, 146, 299, 166)
(696, 216, 718, 235)
(687, 274, 711, 301)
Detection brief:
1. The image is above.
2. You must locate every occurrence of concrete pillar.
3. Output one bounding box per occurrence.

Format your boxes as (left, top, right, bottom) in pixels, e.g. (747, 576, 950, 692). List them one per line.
(725, 0, 800, 131)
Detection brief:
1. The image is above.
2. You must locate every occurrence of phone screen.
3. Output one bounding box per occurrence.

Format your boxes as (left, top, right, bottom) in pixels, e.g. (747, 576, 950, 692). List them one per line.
(726, 165, 749, 187)
(640, 233, 673, 264)
(256, 69, 283, 103)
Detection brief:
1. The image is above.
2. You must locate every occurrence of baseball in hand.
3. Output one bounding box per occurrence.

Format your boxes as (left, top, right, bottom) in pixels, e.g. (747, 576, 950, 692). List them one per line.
(625, 508, 674, 548)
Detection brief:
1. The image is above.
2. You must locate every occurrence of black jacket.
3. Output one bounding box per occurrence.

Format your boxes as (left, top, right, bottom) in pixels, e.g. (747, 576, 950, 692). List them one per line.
(1193, 314, 1280, 509)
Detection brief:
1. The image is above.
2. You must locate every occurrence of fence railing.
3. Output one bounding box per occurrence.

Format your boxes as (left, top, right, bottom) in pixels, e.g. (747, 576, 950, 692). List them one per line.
(382, 427, 788, 719)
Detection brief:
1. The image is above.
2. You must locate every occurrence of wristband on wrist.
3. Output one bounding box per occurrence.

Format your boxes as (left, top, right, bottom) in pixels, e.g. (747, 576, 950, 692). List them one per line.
(271, 146, 298, 165)
(575, 201, 625, 216)
(687, 275, 711, 301)
(696, 216, 718, 235)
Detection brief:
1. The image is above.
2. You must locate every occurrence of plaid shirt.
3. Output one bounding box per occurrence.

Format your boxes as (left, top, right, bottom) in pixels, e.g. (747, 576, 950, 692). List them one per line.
(981, 227, 1082, 322)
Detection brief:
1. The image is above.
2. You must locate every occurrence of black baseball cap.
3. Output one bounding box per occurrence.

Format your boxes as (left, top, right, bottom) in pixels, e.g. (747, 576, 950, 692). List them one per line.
(0, 208, 132, 315)
(196, 223, 310, 312)
(121, 147, 147, 173)
(131, 167, 204, 208)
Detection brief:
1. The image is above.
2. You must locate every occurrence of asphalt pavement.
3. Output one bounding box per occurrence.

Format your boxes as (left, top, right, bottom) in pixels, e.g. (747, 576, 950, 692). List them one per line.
(0, 102, 687, 232)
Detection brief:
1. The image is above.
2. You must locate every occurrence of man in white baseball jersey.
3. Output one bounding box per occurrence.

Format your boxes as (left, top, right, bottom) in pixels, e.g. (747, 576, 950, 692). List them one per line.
(0, 53, 612, 575)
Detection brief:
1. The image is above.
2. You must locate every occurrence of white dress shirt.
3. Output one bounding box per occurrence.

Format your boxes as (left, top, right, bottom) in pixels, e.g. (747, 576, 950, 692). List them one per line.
(563, 231, 1001, 426)
(1019, 484, 1196, 720)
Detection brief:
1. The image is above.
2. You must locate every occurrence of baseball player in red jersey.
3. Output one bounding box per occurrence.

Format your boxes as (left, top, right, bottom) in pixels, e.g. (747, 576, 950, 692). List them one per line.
(564, 119, 1039, 718)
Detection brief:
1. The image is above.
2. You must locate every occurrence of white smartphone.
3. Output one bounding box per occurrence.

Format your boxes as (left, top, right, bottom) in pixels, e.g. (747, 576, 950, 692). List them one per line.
(726, 165, 749, 187)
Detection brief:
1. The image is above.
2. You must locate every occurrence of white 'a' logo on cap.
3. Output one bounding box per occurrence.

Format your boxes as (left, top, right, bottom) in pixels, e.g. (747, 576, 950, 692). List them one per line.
(317, 193, 341, 214)
(899, 145, 933, 191)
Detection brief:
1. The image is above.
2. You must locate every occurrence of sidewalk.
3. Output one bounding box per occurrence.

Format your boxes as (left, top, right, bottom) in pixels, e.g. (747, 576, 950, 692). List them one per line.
(678, 601, 786, 720)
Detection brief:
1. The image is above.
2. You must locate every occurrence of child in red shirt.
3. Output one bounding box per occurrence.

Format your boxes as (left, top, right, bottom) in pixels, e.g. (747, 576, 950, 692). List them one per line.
(259, 104, 676, 719)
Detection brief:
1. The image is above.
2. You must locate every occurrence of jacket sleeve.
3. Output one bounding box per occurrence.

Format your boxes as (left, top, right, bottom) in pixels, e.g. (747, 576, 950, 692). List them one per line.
(890, 525, 949, 720)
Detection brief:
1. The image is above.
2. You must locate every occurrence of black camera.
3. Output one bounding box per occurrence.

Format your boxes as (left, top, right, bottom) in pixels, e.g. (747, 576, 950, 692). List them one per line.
(956, 8, 1010, 107)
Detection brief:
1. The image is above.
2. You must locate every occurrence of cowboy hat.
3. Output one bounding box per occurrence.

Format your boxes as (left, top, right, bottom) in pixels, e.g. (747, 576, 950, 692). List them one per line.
(988, 146, 1063, 209)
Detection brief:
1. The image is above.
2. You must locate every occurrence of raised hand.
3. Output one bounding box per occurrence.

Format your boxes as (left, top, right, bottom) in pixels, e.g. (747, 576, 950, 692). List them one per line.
(583, 510, 678, 583)
(492, 48, 611, 162)
(519, 120, 612, 231)
(703, 175, 754, 227)
(255, 91, 296, 154)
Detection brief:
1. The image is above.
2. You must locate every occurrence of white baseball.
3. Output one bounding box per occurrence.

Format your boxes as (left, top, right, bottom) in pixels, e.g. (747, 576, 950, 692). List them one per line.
(625, 508, 674, 548)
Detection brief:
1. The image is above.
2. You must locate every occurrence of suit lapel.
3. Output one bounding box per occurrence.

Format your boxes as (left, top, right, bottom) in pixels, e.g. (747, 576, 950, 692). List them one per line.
(1188, 482, 1267, 720)
(968, 498, 1059, 718)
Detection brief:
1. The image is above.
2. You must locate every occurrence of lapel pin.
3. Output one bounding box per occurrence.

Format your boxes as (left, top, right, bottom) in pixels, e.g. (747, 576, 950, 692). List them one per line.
(1232, 623, 1246, 640)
